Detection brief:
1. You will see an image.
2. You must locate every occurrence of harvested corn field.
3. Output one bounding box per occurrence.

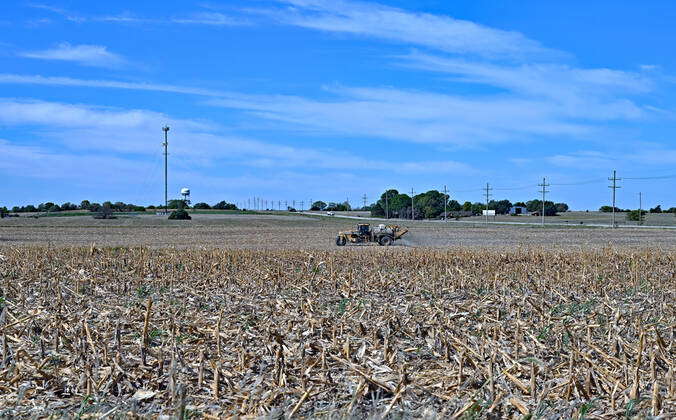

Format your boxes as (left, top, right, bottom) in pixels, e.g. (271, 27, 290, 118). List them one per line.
(0, 247, 674, 418)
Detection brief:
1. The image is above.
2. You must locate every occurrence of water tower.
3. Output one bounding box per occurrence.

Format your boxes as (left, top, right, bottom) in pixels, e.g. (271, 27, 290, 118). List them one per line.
(180, 187, 191, 205)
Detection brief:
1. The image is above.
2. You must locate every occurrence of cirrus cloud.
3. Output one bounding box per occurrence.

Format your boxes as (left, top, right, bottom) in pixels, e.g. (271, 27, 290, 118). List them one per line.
(19, 42, 128, 68)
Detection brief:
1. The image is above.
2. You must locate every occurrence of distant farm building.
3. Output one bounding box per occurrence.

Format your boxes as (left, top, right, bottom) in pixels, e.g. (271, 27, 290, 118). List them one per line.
(509, 206, 529, 215)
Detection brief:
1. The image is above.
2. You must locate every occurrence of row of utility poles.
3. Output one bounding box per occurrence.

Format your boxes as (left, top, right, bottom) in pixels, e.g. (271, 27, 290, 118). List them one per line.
(159, 129, 642, 227)
(379, 170, 634, 228)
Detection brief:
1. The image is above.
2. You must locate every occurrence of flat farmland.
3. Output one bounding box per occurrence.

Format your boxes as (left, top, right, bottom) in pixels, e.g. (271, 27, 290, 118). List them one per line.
(1, 213, 675, 418)
(1, 213, 676, 249)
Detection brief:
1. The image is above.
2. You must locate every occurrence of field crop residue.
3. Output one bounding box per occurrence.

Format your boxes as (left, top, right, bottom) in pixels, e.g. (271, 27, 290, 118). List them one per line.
(0, 247, 674, 418)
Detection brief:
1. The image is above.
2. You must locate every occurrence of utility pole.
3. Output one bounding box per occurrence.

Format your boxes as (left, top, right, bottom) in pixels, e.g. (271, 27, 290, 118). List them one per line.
(410, 188, 415, 220)
(484, 183, 492, 225)
(638, 192, 643, 225)
(608, 170, 621, 228)
(162, 126, 170, 214)
(362, 194, 367, 210)
(300, 201, 304, 212)
(385, 191, 389, 220)
(443, 185, 449, 222)
(538, 177, 550, 227)
(292, 200, 296, 210)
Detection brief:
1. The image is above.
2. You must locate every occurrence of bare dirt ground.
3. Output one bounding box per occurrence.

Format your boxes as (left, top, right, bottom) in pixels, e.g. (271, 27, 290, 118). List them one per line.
(1, 213, 675, 249)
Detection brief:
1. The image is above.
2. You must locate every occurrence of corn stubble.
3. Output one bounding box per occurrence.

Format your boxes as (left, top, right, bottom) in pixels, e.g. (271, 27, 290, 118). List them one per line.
(0, 247, 674, 418)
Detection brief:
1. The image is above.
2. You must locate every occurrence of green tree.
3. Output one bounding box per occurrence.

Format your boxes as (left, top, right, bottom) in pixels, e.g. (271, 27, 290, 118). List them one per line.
(527, 200, 557, 216)
(649, 205, 662, 213)
(462, 201, 472, 212)
(213, 201, 237, 210)
(488, 199, 512, 215)
(370, 202, 385, 217)
(470, 202, 486, 215)
(413, 190, 448, 219)
(555, 203, 569, 213)
(448, 200, 462, 212)
(311, 201, 327, 211)
(79, 200, 91, 210)
(193, 202, 211, 209)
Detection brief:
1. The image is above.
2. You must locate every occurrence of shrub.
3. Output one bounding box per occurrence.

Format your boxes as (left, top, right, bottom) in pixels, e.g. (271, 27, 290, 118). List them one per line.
(626, 210, 646, 222)
(168, 209, 191, 220)
(93, 206, 116, 219)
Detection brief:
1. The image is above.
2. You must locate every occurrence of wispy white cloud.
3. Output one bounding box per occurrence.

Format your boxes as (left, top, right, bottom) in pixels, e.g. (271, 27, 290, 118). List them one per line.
(400, 52, 652, 97)
(546, 151, 615, 169)
(171, 12, 249, 26)
(397, 52, 650, 120)
(19, 43, 127, 68)
(28, 4, 85, 22)
(546, 148, 676, 169)
(29, 4, 246, 27)
(0, 74, 224, 97)
(261, 0, 557, 59)
(0, 99, 209, 131)
(0, 99, 474, 175)
(208, 86, 591, 145)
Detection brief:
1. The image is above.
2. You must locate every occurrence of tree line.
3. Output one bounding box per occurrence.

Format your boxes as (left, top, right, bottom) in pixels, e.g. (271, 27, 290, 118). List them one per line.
(1, 199, 239, 215)
(308, 190, 675, 220)
(599, 205, 676, 213)
(310, 190, 571, 219)
(7, 201, 147, 213)
(361, 189, 569, 219)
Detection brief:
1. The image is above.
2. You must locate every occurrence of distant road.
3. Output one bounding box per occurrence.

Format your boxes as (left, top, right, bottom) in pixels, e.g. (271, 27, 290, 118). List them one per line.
(301, 212, 676, 230)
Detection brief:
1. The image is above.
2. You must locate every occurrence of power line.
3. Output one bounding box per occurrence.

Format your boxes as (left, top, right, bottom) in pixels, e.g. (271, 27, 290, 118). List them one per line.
(483, 183, 492, 225)
(493, 185, 537, 191)
(549, 179, 607, 186)
(538, 177, 550, 227)
(624, 174, 676, 180)
(162, 126, 170, 215)
(443, 185, 449, 222)
(608, 170, 621, 228)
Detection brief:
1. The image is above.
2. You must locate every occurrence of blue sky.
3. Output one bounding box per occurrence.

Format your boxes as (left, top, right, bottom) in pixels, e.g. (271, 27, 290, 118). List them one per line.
(1, 0, 675, 209)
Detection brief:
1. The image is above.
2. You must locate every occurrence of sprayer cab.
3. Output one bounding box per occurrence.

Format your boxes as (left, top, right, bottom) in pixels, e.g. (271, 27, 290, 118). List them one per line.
(335, 223, 408, 246)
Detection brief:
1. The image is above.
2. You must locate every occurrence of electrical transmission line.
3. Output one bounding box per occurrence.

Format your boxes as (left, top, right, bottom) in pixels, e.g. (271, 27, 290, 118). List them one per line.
(538, 177, 550, 227)
(443, 185, 449, 222)
(608, 170, 621, 228)
(483, 183, 492, 225)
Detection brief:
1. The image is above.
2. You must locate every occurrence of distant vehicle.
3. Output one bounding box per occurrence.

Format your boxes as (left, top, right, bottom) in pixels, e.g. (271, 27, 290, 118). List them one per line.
(335, 223, 408, 246)
(327, 211, 335, 216)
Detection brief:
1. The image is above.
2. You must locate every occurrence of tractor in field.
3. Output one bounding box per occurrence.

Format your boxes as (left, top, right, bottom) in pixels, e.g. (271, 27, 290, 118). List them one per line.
(335, 223, 408, 246)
